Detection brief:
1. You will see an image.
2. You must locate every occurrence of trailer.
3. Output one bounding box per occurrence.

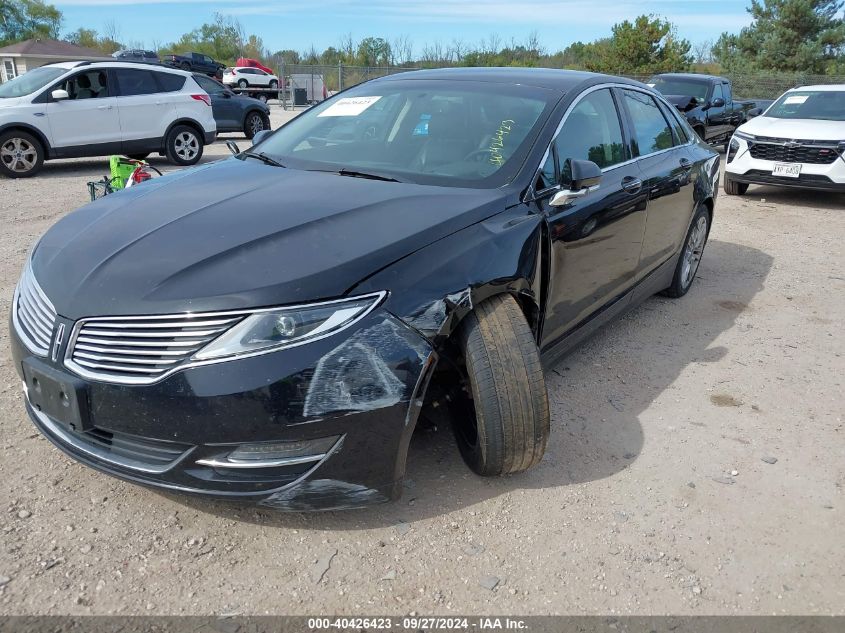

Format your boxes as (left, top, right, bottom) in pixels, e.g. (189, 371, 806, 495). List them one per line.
(229, 86, 281, 104)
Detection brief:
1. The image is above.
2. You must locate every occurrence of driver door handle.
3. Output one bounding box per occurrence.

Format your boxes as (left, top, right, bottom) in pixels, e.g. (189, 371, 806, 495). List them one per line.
(679, 158, 693, 172)
(97, 104, 113, 110)
(622, 176, 642, 194)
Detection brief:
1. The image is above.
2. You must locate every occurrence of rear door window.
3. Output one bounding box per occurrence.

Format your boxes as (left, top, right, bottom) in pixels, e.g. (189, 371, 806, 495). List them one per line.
(114, 68, 159, 96)
(622, 90, 674, 156)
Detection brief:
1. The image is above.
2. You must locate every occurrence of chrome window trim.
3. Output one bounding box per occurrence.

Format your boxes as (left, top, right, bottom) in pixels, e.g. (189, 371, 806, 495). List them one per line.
(529, 83, 693, 201)
(63, 291, 387, 386)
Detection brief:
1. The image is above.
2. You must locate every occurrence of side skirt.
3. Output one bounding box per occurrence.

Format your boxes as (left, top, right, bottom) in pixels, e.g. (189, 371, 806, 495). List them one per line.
(540, 253, 679, 370)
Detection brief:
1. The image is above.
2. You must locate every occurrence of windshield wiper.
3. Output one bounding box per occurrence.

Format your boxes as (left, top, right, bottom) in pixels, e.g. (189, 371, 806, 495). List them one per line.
(240, 152, 286, 168)
(336, 168, 402, 183)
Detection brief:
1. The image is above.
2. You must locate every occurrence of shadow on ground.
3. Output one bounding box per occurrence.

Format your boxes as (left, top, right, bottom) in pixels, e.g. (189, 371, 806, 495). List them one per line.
(162, 238, 774, 529)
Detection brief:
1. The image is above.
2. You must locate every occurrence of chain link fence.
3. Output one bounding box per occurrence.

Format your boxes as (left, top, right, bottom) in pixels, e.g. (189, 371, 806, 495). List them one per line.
(270, 64, 844, 109)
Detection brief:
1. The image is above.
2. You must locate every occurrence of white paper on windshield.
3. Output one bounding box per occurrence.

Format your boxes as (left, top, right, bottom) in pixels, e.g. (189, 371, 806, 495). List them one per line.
(318, 96, 382, 117)
(784, 95, 808, 105)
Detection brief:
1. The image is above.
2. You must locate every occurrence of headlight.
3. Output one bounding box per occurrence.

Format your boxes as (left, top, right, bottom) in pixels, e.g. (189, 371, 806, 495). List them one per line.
(735, 131, 756, 142)
(193, 292, 385, 361)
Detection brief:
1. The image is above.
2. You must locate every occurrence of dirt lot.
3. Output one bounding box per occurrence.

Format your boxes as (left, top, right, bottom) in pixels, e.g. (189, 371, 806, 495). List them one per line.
(0, 108, 843, 615)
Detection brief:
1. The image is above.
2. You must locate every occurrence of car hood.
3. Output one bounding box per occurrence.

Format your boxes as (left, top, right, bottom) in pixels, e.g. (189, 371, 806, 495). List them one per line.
(738, 116, 845, 141)
(32, 158, 508, 320)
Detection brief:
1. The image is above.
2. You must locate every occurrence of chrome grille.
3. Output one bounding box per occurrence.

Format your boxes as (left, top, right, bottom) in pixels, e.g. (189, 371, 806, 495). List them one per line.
(66, 313, 244, 385)
(13, 261, 57, 356)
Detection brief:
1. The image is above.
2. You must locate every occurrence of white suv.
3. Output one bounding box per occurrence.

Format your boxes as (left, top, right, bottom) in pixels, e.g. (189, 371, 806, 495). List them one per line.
(222, 67, 279, 90)
(0, 61, 217, 178)
(724, 85, 845, 195)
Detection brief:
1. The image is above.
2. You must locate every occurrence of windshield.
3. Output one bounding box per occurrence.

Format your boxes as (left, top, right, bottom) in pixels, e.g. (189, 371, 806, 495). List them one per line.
(766, 90, 845, 121)
(649, 78, 710, 102)
(0, 67, 67, 99)
(251, 79, 557, 187)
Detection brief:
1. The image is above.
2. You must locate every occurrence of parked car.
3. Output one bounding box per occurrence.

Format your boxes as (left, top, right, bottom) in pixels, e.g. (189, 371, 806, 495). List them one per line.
(10, 68, 719, 510)
(223, 66, 279, 90)
(0, 61, 217, 178)
(649, 73, 746, 148)
(193, 74, 271, 139)
(112, 49, 161, 64)
(164, 52, 225, 78)
(236, 57, 275, 75)
(724, 85, 845, 195)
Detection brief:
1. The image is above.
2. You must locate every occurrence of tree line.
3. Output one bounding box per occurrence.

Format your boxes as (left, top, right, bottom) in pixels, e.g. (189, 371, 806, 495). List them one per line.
(2, 0, 844, 76)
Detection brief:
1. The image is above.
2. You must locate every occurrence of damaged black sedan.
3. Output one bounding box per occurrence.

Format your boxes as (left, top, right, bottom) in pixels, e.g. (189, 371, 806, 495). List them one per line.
(10, 68, 720, 510)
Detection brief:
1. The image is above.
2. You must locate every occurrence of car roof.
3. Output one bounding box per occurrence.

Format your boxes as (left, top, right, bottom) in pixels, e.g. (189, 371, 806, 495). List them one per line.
(789, 84, 845, 92)
(44, 60, 191, 76)
(377, 67, 646, 93)
(653, 72, 729, 83)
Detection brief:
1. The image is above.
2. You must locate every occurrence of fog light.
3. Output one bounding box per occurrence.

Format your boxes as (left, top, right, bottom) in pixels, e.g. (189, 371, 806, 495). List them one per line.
(196, 435, 341, 469)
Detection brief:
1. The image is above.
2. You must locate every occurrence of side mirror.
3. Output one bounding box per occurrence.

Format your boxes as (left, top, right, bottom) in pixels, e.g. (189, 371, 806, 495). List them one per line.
(222, 91, 233, 98)
(550, 159, 601, 207)
(251, 129, 271, 146)
(747, 107, 762, 119)
(51, 89, 69, 101)
(226, 140, 241, 155)
(711, 97, 726, 108)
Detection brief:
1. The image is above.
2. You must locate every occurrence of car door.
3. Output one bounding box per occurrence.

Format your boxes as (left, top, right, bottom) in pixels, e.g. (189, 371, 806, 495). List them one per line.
(538, 87, 649, 349)
(619, 89, 697, 275)
(706, 83, 728, 141)
(194, 75, 239, 130)
(44, 68, 122, 152)
(113, 67, 171, 145)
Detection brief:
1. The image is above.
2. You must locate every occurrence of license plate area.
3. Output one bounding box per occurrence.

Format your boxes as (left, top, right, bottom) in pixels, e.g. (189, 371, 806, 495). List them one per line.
(22, 359, 91, 432)
(772, 162, 802, 178)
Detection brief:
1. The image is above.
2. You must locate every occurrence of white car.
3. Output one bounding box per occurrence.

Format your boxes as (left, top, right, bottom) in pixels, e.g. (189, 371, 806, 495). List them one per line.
(0, 61, 217, 178)
(724, 85, 845, 195)
(222, 67, 279, 90)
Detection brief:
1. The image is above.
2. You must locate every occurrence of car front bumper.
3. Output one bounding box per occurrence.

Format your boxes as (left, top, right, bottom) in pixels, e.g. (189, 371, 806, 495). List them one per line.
(11, 310, 435, 511)
(725, 138, 845, 192)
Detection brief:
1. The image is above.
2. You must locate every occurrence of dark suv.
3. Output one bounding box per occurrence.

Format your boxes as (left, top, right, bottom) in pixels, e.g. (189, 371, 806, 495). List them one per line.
(193, 75, 271, 139)
(112, 50, 161, 64)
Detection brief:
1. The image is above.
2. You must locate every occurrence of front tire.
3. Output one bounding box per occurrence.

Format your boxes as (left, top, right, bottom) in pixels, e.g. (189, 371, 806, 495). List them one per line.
(238, 79, 248, 89)
(663, 205, 710, 298)
(0, 131, 44, 178)
(165, 125, 203, 166)
(724, 176, 748, 196)
(456, 294, 550, 476)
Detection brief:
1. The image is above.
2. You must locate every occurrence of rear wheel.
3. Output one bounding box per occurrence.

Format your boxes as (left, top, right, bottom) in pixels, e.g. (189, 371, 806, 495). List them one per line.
(180, 61, 191, 71)
(165, 125, 203, 166)
(269, 80, 278, 90)
(455, 294, 550, 476)
(244, 111, 270, 139)
(724, 176, 748, 196)
(0, 130, 44, 178)
(663, 205, 710, 298)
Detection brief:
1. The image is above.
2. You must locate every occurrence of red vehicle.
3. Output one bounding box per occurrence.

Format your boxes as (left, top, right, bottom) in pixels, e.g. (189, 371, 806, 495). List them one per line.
(236, 58, 274, 75)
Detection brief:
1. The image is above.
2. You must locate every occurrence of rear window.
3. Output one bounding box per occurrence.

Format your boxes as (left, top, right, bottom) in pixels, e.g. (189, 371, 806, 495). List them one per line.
(156, 72, 186, 92)
(114, 68, 159, 96)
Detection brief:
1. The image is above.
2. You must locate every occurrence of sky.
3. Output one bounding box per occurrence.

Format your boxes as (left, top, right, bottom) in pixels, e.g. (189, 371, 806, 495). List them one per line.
(51, 0, 754, 55)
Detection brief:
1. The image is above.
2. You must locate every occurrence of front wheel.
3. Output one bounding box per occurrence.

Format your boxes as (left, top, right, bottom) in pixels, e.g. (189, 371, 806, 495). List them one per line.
(165, 125, 203, 166)
(455, 294, 550, 476)
(0, 130, 44, 178)
(724, 176, 748, 196)
(238, 79, 248, 89)
(663, 205, 710, 298)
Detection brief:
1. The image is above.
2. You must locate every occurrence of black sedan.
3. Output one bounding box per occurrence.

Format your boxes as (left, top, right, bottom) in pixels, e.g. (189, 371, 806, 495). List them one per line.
(193, 74, 270, 140)
(10, 68, 720, 511)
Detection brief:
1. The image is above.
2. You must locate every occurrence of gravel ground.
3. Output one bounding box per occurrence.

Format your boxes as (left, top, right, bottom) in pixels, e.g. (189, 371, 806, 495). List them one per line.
(0, 108, 843, 615)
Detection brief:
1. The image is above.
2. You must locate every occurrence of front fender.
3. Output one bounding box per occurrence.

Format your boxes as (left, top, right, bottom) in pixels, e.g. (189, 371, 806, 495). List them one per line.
(351, 204, 545, 349)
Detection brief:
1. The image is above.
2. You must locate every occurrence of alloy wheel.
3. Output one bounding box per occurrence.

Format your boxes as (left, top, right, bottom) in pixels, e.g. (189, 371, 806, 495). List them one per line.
(248, 114, 264, 136)
(173, 132, 199, 161)
(681, 215, 708, 289)
(1, 137, 37, 174)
